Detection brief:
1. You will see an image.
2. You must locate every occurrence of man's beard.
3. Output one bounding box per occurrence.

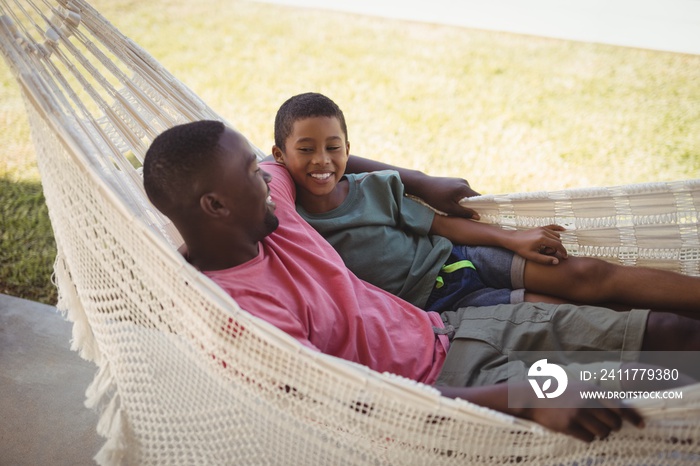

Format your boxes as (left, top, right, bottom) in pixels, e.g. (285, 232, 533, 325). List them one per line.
(264, 211, 280, 234)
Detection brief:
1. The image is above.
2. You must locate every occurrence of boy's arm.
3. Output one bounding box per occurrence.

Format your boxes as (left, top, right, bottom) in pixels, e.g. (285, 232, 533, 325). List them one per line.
(430, 214, 568, 265)
(345, 155, 481, 219)
(436, 381, 645, 442)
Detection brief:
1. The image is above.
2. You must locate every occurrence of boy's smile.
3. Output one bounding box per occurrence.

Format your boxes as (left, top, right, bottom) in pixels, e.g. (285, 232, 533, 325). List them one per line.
(273, 116, 350, 213)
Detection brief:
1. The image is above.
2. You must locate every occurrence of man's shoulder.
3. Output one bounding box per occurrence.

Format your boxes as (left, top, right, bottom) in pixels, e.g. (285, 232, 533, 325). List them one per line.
(261, 160, 288, 177)
(261, 161, 294, 201)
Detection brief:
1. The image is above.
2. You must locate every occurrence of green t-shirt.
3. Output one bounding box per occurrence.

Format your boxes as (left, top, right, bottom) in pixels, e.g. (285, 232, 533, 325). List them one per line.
(297, 170, 452, 308)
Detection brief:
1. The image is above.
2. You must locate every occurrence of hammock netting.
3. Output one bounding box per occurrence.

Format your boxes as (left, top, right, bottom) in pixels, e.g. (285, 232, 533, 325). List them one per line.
(2, 1, 700, 464)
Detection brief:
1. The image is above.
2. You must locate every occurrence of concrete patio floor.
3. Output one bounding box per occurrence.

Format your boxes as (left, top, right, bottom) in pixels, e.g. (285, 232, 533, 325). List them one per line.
(0, 293, 102, 465)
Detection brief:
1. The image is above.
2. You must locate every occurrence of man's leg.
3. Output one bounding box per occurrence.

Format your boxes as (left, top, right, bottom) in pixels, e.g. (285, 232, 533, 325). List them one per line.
(436, 302, 649, 387)
(638, 311, 700, 380)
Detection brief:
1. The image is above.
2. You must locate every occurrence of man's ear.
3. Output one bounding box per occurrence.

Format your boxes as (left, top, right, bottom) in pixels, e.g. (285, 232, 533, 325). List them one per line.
(271, 145, 286, 164)
(200, 192, 230, 218)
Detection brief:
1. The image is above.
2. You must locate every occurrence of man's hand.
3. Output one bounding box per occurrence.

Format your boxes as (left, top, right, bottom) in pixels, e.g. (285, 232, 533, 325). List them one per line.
(343, 155, 481, 219)
(518, 381, 645, 442)
(411, 175, 482, 219)
(437, 380, 644, 443)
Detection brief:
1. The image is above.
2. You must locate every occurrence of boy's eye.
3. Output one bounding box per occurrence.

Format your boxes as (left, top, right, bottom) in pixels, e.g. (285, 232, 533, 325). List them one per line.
(298, 147, 313, 153)
(327, 146, 340, 151)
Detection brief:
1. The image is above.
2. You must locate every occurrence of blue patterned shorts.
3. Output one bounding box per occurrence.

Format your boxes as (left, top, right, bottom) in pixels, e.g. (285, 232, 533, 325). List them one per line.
(424, 245, 526, 313)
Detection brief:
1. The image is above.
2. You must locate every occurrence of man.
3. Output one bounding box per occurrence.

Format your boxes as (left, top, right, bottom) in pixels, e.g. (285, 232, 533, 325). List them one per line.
(143, 121, 698, 442)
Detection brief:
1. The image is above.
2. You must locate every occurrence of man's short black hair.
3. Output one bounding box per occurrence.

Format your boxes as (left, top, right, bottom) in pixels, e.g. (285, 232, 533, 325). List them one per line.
(274, 92, 348, 150)
(143, 120, 225, 211)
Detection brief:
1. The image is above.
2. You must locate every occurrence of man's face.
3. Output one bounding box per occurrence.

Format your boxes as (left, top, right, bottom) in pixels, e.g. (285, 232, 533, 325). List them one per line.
(216, 128, 278, 240)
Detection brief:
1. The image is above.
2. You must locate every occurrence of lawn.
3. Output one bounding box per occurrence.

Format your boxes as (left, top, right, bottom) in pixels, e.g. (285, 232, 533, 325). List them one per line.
(1, 0, 699, 304)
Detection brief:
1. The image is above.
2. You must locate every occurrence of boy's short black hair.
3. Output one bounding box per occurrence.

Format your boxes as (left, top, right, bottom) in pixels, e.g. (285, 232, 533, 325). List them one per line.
(274, 92, 348, 150)
(143, 120, 225, 211)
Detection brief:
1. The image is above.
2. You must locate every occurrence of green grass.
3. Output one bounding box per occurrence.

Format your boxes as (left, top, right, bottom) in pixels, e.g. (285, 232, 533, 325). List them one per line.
(1, 0, 699, 304)
(0, 177, 56, 303)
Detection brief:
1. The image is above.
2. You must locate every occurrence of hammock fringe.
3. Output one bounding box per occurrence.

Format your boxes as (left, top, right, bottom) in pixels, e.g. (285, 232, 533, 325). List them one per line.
(54, 252, 102, 363)
(93, 389, 127, 465)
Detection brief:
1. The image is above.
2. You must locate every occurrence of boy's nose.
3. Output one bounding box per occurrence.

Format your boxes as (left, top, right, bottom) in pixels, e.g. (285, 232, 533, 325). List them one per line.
(312, 150, 330, 165)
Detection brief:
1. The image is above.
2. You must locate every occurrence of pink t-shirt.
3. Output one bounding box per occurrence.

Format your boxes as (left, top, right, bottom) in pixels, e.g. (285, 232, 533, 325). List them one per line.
(205, 162, 448, 384)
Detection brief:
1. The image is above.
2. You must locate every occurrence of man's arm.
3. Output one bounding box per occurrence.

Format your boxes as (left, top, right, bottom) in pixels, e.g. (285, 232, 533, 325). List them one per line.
(436, 381, 645, 442)
(345, 155, 481, 219)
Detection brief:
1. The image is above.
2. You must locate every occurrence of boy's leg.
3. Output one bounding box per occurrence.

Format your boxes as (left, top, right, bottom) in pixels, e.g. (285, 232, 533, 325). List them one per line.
(523, 257, 700, 315)
(523, 292, 569, 305)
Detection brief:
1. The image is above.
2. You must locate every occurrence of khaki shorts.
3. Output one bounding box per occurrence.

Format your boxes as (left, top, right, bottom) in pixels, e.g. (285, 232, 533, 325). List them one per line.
(436, 302, 650, 390)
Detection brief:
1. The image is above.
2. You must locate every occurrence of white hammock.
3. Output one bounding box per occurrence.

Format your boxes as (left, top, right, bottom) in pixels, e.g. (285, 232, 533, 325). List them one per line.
(2, 1, 700, 464)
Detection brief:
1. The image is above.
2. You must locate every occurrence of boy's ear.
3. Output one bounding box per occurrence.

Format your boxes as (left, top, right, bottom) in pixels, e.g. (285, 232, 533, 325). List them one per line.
(271, 145, 286, 165)
(346, 140, 350, 157)
(200, 192, 230, 218)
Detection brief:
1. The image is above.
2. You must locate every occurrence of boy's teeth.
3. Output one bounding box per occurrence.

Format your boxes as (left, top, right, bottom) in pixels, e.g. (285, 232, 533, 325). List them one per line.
(310, 173, 332, 180)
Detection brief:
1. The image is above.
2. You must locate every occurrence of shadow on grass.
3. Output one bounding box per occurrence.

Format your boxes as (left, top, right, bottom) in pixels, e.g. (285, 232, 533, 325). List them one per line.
(0, 176, 57, 305)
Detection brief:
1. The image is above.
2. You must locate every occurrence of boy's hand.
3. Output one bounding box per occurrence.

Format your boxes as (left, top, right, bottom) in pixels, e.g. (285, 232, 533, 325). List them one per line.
(506, 225, 568, 265)
(413, 176, 482, 219)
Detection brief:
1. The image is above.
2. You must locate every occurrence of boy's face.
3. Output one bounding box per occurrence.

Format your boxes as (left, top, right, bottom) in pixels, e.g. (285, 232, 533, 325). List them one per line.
(273, 116, 350, 200)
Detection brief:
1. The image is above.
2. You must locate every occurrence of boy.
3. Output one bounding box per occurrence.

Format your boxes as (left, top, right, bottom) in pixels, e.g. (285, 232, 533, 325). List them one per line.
(272, 92, 700, 315)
